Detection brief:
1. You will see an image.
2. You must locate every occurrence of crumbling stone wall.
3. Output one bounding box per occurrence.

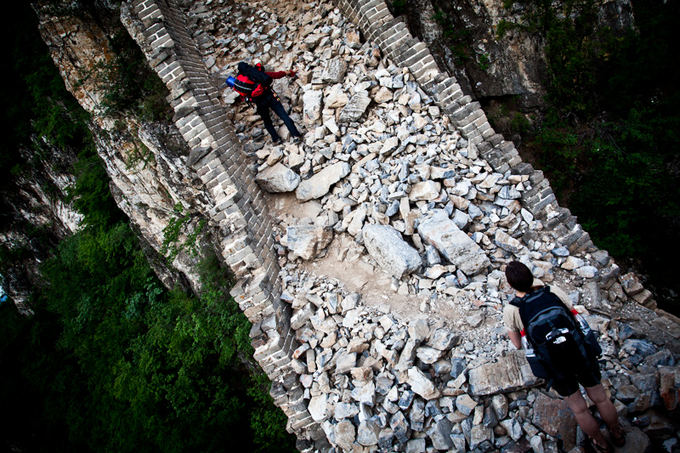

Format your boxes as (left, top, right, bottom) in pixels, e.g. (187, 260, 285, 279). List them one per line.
(330, 0, 677, 317)
(120, 0, 679, 450)
(122, 0, 321, 442)
(333, 0, 581, 247)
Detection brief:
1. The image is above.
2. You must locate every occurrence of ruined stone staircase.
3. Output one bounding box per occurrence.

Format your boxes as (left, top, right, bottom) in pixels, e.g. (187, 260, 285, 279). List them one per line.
(120, 0, 680, 450)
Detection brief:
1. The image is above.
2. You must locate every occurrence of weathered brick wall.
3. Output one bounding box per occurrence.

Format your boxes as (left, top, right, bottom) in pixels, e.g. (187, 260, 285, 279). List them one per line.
(121, 0, 321, 444)
(333, 0, 564, 226)
(119, 0, 678, 450)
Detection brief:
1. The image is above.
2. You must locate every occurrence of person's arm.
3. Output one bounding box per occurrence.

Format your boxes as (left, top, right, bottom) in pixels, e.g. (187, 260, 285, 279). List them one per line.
(508, 330, 522, 349)
(265, 70, 296, 79)
(503, 305, 523, 349)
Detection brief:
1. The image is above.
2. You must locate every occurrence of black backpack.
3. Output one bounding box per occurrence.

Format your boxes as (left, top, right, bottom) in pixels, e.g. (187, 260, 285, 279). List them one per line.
(237, 62, 272, 86)
(511, 287, 601, 381)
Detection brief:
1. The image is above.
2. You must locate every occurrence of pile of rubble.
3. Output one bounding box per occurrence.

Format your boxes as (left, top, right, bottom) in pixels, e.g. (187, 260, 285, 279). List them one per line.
(277, 268, 678, 452)
(179, 0, 680, 451)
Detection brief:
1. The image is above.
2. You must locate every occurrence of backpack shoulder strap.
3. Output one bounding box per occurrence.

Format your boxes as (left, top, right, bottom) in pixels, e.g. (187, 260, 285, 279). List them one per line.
(509, 296, 523, 308)
(517, 287, 562, 329)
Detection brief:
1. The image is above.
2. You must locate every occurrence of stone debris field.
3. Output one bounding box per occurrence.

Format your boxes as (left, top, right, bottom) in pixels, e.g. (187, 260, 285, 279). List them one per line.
(177, 0, 680, 451)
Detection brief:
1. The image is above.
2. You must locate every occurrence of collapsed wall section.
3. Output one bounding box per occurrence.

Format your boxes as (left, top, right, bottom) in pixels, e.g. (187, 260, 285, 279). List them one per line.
(331, 0, 679, 326)
(120, 0, 679, 449)
(121, 0, 321, 443)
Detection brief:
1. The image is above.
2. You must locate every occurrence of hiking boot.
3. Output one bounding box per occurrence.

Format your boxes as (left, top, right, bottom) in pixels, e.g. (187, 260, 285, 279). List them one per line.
(272, 137, 283, 145)
(589, 438, 613, 453)
(292, 136, 302, 144)
(609, 425, 626, 448)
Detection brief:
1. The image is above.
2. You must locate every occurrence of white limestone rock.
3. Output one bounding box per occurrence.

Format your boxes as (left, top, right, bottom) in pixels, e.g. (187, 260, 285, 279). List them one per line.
(455, 393, 477, 416)
(415, 346, 442, 364)
(296, 162, 351, 201)
(335, 402, 359, 419)
(479, 172, 501, 189)
(339, 92, 371, 123)
(452, 209, 470, 230)
(561, 256, 585, 270)
(577, 265, 598, 278)
(335, 350, 357, 374)
(351, 380, 376, 406)
(334, 420, 356, 450)
(494, 230, 523, 254)
(285, 224, 333, 260)
(380, 136, 400, 155)
(303, 89, 323, 125)
(427, 328, 458, 350)
(374, 86, 393, 103)
(357, 419, 381, 446)
(255, 163, 300, 192)
(308, 394, 329, 422)
(407, 367, 440, 400)
(417, 210, 490, 275)
(363, 224, 422, 279)
(344, 205, 367, 236)
(409, 181, 441, 202)
(405, 438, 426, 453)
(468, 350, 541, 396)
(321, 58, 348, 83)
(325, 84, 349, 108)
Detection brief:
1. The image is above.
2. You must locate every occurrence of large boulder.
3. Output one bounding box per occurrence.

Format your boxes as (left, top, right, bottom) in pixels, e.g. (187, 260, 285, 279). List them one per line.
(468, 350, 541, 396)
(417, 210, 490, 275)
(363, 224, 422, 279)
(255, 163, 300, 192)
(296, 162, 351, 201)
(285, 224, 333, 260)
(339, 92, 371, 123)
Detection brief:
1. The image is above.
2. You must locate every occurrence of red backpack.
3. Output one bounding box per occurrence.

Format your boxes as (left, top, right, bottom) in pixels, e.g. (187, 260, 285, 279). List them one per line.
(233, 62, 272, 99)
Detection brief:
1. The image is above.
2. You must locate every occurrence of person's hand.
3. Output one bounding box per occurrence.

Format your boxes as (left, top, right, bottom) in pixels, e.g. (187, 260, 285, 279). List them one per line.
(288, 70, 297, 78)
(252, 84, 265, 97)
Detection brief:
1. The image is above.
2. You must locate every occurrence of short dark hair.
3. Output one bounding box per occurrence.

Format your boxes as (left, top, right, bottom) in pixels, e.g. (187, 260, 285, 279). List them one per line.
(505, 261, 534, 292)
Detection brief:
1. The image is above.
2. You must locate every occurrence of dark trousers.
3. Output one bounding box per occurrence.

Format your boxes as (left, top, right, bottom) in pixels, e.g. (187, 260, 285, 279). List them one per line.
(254, 92, 300, 141)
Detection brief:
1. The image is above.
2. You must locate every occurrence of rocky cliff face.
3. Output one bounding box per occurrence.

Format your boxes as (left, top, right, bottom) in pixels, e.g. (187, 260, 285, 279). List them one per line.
(397, 0, 635, 110)
(35, 1, 212, 292)
(0, 141, 82, 314)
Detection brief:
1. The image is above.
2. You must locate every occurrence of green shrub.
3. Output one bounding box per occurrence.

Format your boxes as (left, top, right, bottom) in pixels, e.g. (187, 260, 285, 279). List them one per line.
(499, 0, 680, 311)
(97, 31, 173, 122)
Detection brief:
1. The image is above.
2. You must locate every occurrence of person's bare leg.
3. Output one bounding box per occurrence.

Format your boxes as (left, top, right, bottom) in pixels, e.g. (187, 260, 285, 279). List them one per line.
(565, 390, 609, 449)
(586, 384, 624, 442)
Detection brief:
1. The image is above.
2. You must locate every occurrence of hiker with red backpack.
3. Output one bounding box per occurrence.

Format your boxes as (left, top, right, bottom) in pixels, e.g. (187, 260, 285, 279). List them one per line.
(226, 61, 302, 144)
(503, 261, 625, 453)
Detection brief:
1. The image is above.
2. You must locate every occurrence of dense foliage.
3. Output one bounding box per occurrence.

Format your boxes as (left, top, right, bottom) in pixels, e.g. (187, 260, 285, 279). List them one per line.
(1, 226, 295, 452)
(1, 3, 294, 451)
(509, 0, 680, 308)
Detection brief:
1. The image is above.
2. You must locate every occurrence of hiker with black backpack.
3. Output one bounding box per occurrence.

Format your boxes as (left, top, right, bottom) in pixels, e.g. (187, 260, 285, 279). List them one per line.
(503, 261, 625, 453)
(226, 61, 302, 145)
